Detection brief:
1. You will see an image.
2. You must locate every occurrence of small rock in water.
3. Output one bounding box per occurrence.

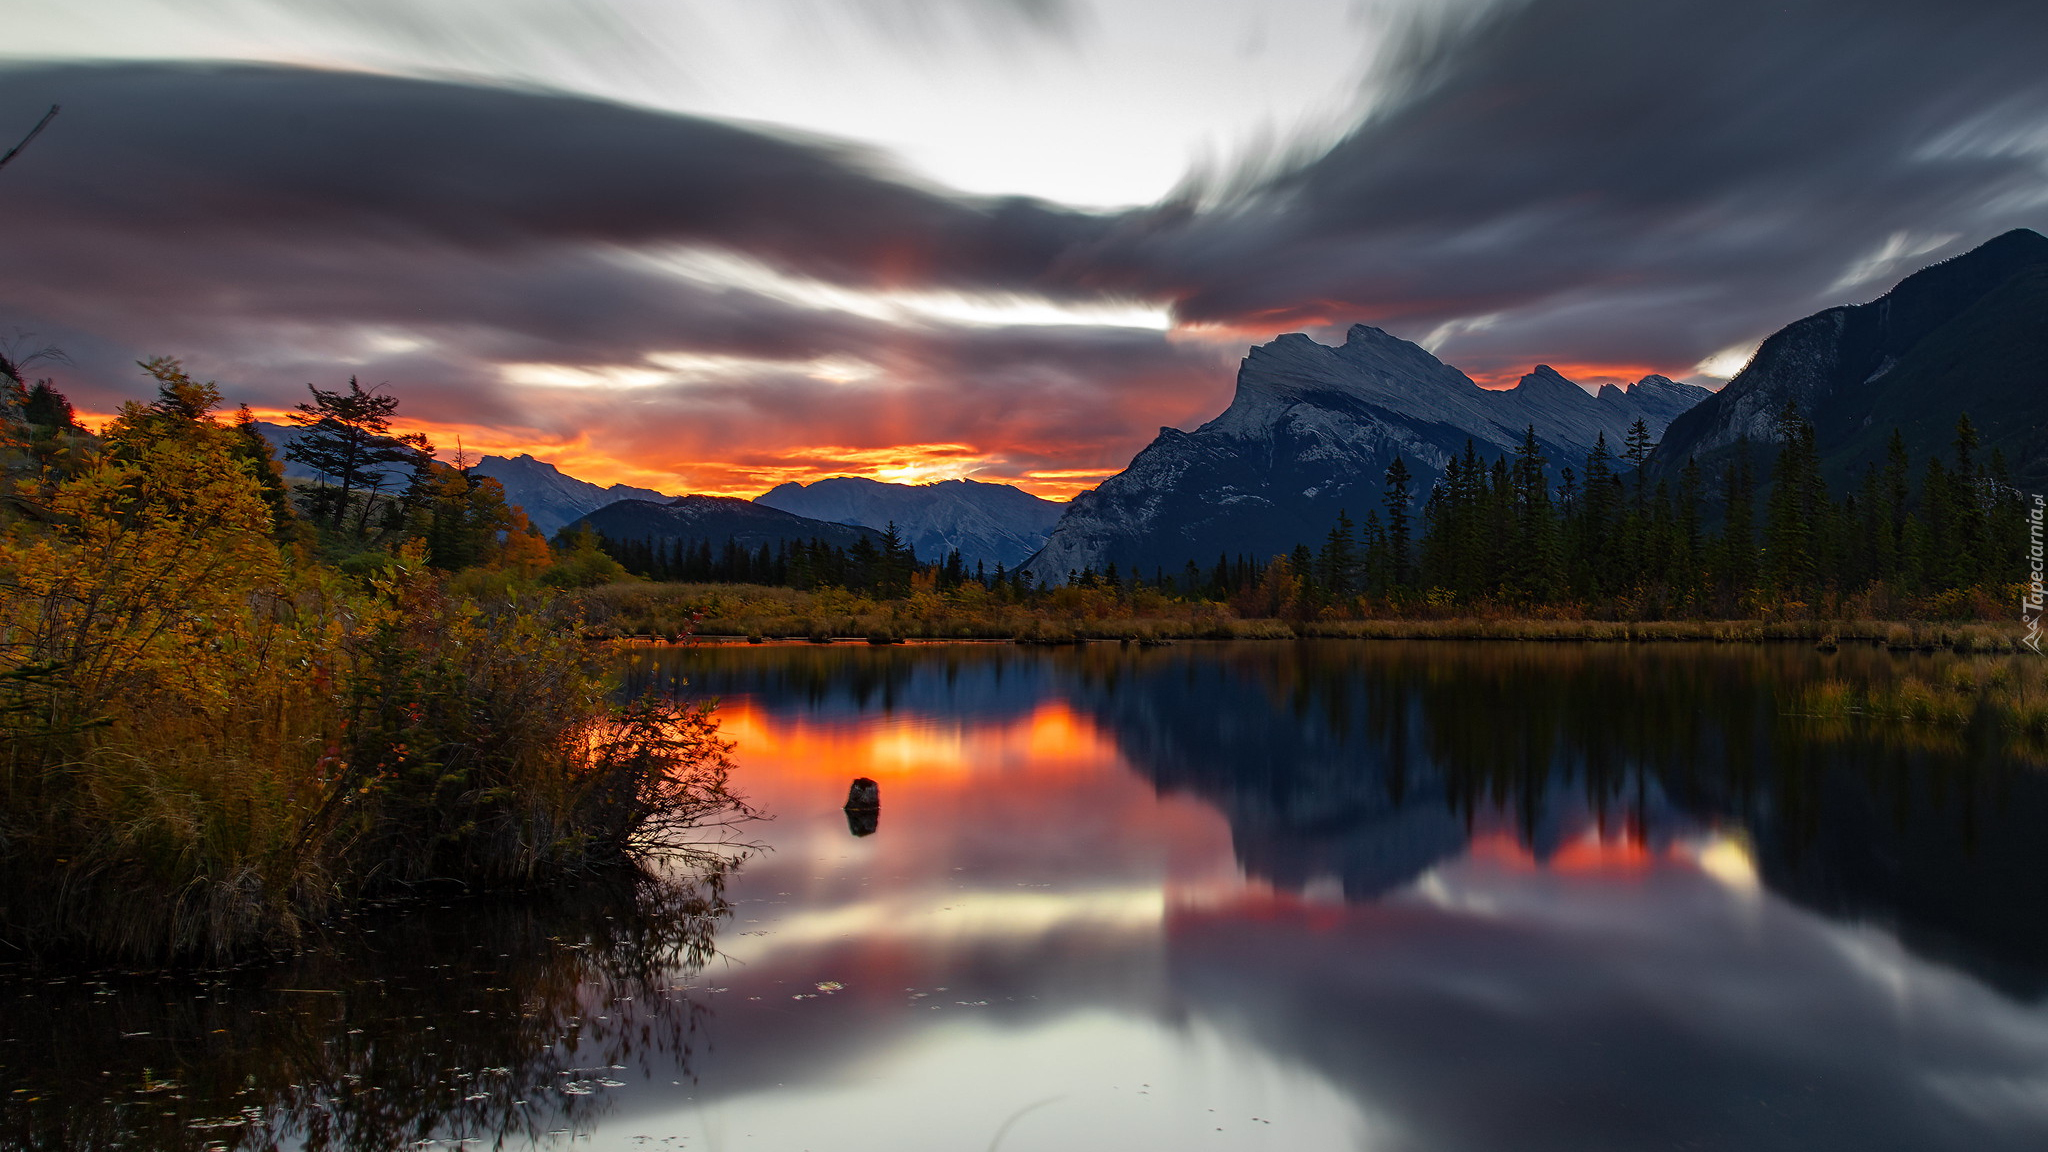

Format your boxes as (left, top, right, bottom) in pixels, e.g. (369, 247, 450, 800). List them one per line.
(843, 778, 879, 811)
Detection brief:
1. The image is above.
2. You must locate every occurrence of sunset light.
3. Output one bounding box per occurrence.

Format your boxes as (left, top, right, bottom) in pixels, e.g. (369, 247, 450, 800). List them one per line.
(5, 3, 2042, 1148)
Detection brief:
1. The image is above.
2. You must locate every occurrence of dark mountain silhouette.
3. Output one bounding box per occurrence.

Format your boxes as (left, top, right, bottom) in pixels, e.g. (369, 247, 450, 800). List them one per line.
(564, 495, 889, 553)
(470, 454, 677, 535)
(1652, 228, 2048, 485)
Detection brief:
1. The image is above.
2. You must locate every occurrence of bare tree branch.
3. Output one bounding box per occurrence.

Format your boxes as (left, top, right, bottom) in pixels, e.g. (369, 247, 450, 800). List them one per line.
(0, 104, 60, 176)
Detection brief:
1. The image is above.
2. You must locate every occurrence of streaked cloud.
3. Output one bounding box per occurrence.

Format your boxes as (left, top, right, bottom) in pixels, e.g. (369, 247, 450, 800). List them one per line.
(4, 0, 2046, 493)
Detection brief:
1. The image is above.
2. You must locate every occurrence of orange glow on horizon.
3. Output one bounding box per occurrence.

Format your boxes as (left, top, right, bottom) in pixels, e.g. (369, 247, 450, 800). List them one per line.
(74, 408, 1085, 501)
(1465, 362, 1678, 391)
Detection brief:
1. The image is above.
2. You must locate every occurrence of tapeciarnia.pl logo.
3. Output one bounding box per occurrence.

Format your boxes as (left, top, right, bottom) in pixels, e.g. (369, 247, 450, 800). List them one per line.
(2026, 493, 2044, 655)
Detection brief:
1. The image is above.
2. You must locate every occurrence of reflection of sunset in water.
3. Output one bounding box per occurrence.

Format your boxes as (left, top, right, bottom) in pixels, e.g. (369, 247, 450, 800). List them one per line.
(12, 643, 2048, 1152)
(555, 645, 2048, 1149)
(713, 692, 1765, 962)
(718, 698, 1120, 785)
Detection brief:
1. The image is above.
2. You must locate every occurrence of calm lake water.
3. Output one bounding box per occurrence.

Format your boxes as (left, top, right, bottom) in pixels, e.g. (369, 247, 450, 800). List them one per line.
(6, 640, 2048, 1151)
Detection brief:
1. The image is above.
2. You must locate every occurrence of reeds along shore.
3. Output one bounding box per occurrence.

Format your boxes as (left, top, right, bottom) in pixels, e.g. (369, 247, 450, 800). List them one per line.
(572, 580, 2034, 652)
(0, 365, 749, 964)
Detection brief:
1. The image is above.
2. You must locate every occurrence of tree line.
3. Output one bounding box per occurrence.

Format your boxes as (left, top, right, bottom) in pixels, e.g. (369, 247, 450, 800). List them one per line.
(1057, 409, 2029, 620)
(595, 526, 1046, 599)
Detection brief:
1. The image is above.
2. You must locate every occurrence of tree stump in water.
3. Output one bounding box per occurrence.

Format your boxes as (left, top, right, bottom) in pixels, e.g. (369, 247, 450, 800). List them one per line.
(844, 777, 880, 810)
(843, 777, 880, 837)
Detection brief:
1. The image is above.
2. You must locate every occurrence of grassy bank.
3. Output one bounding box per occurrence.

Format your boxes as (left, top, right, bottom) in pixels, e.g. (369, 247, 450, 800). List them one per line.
(574, 580, 1293, 642)
(572, 580, 2033, 651)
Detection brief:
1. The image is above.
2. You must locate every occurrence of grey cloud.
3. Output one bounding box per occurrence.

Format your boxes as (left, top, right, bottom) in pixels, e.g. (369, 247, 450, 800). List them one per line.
(1100, 0, 2048, 376)
(0, 61, 1114, 290)
(4, 0, 2047, 477)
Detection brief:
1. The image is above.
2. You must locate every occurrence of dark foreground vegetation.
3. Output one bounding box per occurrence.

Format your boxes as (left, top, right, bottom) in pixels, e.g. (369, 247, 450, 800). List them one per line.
(0, 358, 749, 963)
(0, 872, 729, 1150)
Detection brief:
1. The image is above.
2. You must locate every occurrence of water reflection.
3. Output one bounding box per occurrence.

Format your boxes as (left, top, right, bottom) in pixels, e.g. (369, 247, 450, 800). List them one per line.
(619, 640, 2048, 1151)
(647, 641, 2048, 997)
(0, 873, 729, 1151)
(8, 641, 2048, 1152)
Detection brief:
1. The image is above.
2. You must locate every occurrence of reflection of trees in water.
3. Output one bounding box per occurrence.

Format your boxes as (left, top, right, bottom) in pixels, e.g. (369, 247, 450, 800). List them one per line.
(0, 870, 731, 1151)
(1058, 640, 2048, 998)
(625, 641, 2048, 995)
(622, 644, 1056, 725)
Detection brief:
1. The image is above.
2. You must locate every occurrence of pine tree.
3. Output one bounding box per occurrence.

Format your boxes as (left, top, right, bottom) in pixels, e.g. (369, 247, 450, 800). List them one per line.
(1677, 457, 1704, 601)
(284, 377, 432, 538)
(1763, 402, 1823, 597)
(1719, 445, 1757, 602)
(1383, 456, 1413, 590)
(1318, 509, 1359, 598)
(1509, 428, 1562, 601)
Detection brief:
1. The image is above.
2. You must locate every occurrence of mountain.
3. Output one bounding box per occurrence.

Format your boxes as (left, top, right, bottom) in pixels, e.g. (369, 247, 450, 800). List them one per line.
(1024, 324, 1710, 580)
(565, 495, 888, 553)
(253, 424, 679, 535)
(469, 454, 676, 536)
(754, 476, 1064, 570)
(1651, 228, 2048, 486)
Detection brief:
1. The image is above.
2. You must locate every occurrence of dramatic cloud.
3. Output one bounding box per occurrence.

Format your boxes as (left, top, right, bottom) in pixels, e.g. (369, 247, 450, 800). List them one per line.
(1, 0, 2044, 492)
(1105, 0, 2048, 380)
(0, 61, 1224, 494)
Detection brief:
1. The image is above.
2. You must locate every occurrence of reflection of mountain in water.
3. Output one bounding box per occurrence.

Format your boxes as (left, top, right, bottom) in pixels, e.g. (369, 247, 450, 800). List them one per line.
(1063, 642, 2048, 1000)
(660, 641, 2048, 1000)
(1742, 766, 2048, 1001)
(1066, 646, 1709, 899)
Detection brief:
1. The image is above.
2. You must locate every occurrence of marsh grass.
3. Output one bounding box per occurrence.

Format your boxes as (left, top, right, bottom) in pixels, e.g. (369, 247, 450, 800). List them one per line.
(574, 581, 2031, 650)
(1797, 654, 2048, 741)
(576, 581, 1279, 642)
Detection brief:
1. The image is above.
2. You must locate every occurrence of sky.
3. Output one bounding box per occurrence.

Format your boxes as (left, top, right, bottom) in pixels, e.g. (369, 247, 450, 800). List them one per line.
(2, 0, 2046, 498)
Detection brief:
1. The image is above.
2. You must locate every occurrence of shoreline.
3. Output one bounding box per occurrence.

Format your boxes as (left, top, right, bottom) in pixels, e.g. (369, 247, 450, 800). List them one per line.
(604, 617, 2032, 652)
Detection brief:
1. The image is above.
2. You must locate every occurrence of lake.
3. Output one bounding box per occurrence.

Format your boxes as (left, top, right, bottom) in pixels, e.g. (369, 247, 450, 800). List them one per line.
(5, 640, 2048, 1151)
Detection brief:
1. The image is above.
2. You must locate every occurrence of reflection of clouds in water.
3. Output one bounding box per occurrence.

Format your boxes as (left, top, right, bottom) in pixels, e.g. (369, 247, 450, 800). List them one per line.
(623, 643, 2048, 1150)
(625, 1012, 1379, 1152)
(1171, 853, 2048, 1152)
(723, 885, 1166, 963)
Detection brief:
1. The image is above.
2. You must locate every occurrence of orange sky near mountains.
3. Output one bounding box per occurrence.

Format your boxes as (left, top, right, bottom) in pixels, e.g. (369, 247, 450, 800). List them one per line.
(21, 0, 2044, 505)
(75, 350, 1678, 503)
(76, 405, 1130, 500)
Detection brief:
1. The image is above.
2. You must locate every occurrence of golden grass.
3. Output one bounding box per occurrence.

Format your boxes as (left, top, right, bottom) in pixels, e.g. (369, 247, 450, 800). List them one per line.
(574, 581, 2032, 651)
(1797, 653, 2048, 734)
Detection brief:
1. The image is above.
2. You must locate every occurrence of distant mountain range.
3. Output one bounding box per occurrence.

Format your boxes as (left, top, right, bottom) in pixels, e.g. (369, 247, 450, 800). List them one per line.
(1652, 227, 2048, 489)
(565, 495, 887, 553)
(259, 227, 2048, 581)
(468, 454, 676, 536)
(755, 476, 1063, 570)
(1025, 325, 1710, 580)
(261, 423, 1063, 562)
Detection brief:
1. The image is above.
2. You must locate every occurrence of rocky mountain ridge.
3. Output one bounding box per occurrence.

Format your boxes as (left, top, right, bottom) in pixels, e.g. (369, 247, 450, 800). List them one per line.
(1025, 324, 1710, 580)
(755, 476, 1063, 570)
(1651, 227, 2048, 483)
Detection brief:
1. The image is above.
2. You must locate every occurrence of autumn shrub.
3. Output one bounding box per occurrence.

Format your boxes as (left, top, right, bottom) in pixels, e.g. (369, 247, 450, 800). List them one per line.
(330, 561, 751, 891)
(0, 367, 747, 962)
